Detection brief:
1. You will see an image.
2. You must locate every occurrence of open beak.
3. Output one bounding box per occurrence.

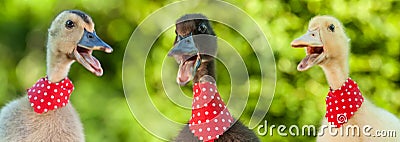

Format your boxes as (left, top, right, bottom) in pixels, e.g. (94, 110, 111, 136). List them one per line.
(291, 29, 325, 71)
(73, 29, 113, 76)
(168, 35, 201, 86)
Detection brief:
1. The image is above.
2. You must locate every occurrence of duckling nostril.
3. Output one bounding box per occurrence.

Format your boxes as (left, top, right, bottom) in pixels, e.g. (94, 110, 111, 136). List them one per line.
(88, 34, 94, 38)
(311, 34, 315, 37)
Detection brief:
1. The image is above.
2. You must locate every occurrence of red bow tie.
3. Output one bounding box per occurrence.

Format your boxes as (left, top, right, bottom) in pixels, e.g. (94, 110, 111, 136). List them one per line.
(189, 82, 233, 142)
(325, 78, 364, 128)
(27, 77, 74, 114)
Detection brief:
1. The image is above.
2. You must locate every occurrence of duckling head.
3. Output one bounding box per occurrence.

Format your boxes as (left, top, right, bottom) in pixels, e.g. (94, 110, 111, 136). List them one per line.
(291, 16, 350, 71)
(168, 14, 217, 86)
(47, 10, 112, 77)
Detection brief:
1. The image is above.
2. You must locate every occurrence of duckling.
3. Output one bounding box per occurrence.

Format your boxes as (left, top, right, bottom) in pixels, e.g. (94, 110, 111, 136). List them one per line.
(0, 10, 112, 142)
(169, 14, 259, 142)
(292, 15, 400, 141)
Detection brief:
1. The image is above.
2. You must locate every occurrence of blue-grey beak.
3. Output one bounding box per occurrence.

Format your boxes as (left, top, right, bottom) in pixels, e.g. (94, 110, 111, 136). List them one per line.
(78, 29, 113, 53)
(168, 35, 201, 86)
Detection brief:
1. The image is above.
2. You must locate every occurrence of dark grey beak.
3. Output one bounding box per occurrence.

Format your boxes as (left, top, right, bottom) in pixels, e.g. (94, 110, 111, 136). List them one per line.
(78, 29, 113, 53)
(168, 35, 198, 57)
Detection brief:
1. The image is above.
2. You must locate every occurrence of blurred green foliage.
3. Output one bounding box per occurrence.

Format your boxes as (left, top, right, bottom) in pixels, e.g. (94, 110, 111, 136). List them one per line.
(0, 0, 399, 142)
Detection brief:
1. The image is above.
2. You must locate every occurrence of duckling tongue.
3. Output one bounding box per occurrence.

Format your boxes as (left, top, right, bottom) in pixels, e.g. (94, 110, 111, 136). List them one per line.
(74, 49, 103, 76)
(178, 60, 195, 85)
(297, 53, 320, 71)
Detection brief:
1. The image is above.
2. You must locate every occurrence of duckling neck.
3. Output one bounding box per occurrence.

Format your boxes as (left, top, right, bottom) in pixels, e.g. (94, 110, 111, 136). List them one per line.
(193, 59, 215, 83)
(46, 48, 74, 83)
(321, 59, 349, 90)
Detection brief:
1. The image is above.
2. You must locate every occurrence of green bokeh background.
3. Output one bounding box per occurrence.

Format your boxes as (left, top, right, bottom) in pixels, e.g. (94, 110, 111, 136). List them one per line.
(0, 0, 399, 142)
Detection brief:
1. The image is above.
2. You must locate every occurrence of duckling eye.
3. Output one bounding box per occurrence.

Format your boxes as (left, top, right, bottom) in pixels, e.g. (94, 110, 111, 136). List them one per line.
(65, 20, 75, 29)
(198, 23, 207, 33)
(328, 24, 335, 32)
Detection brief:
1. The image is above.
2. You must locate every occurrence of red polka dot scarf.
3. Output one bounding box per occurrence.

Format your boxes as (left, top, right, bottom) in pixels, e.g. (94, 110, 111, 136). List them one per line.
(325, 78, 364, 128)
(189, 82, 234, 142)
(27, 77, 74, 114)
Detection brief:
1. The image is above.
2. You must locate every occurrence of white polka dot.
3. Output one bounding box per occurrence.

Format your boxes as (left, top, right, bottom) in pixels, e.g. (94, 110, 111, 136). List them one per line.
(54, 89, 58, 93)
(207, 127, 210, 131)
(354, 92, 357, 95)
(221, 111, 224, 115)
(196, 104, 200, 108)
(44, 109, 48, 112)
(41, 84, 44, 87)
(47, 86, 50, 89)
(198, 120, 201, 124)
(28, 89, 31, 92)
(28, 95, 32, 99)
(57, 99, 60, 103)
(55, 83, 59, 86)
(217, 97, 220, 100)
(203, 95, 207, 99)
(223, 127, 226, 130)
(37, 90, 41, 93)
(61, 85, 64, 89)
(351, 112, 354, 114)
(349, 85, 352, 88)
(51, 95, 54, 99)
(208, 136, 211, 139)
(355, 98, 358, 101)
(213, 111, 217, 114)
(60, 93, 63, 96)
(199, 136, 203, 140)
(212, 103, 216, 107)
(204, 103, 208, 107)
(34, 96, 37, 100)
(31, 103, 34, 106)
(356, 105, 359, 108)
(349, 105, 353, 108)
(335, 100, 338, 103)
(341, 99, 344, 102)
(215, 127, 219, 130)
(340, 93, 343, 96)
(197, 112, 201, 116)
(206, 119, 210, 123)
(54, 106, 58, 109)
(44, 92, 47, 96)
(216, 135, 219, 138)
(348, 98, 351, 102)
(199, 128, 202, 132)
(32, 89, 35, 93)
(205, 111, 209, 115)
(191, 130, 195, 133)
(222, 119, 225, 122)
(62, 103, 65, 106)
(226, 112, 230, 115)
(66, 83, 69, 87)
(330, 109, 332, 112)
(219, 104, 222, 107)
(329, 102, 332, 105)
(336, 107, 339, 110)
(196, 97, 199, 101)
(214, 119, 218, 122)
(37, 106, 41, 109)
(343, 106, 346, 109)
(202, 88, 206, 91)
(347, 92, 350, 95)
(360, 98, 363, 102)
(68, 90, 71, 93)
(40, 99, 44, 102)
(48, 102, 51, 106)
(196, 89, 198, 93)
(331, 115, 333, 118)
(228, 119, 232, 123)
(211, 95, 214, 99)
(210, 88, 213, 92)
